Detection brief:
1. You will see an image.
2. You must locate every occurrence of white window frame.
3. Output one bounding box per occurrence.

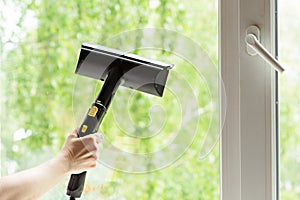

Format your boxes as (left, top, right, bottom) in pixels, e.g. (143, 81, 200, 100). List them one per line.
(219, 0, 278, 199)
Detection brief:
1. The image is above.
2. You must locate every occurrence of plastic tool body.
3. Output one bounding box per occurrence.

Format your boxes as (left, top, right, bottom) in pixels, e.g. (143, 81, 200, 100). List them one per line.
(67, 43, 173, 199)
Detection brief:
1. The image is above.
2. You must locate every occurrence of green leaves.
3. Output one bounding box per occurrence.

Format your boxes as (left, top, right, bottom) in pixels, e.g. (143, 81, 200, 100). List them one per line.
(2, 0, 219, 199)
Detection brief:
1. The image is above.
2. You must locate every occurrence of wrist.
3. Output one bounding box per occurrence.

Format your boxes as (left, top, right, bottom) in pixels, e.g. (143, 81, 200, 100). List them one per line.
(54, 152, 72, 175)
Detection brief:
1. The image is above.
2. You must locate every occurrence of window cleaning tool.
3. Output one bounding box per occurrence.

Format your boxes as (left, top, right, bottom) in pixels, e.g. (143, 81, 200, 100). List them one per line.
(67, 43, 173, 200)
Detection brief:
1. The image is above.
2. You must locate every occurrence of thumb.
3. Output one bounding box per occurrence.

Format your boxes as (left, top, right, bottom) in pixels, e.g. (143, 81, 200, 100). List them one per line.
(69, 128, 79, 138)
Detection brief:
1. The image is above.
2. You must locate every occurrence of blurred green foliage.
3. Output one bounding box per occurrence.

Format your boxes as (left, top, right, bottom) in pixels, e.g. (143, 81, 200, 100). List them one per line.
(279, 1, 300, 199)
(1, 0, 300, 199)
(1, 0, 219, 199)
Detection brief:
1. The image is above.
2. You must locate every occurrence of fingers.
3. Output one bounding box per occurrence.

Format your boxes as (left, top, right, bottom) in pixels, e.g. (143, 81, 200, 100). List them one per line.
(94, 133, 104, 144)
(78, 133, 104, 155)
(81, 133, 104, 146)
(64, 130, 104, 173)
(85, 134, 104, 165)
(94, 133, 104, 154)
(81, 150, 99, 159)
(84, 157, 97, 168)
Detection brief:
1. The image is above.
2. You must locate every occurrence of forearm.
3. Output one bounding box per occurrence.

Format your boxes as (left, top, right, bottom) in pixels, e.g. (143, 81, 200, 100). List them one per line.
(0, 131, 102, 200)
(0, 153, 69, 200)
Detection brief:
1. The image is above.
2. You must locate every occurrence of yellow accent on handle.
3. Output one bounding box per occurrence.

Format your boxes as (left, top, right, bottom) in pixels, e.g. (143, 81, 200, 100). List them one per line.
(88, 106, 98, 117)
(81, 125, 88, 133)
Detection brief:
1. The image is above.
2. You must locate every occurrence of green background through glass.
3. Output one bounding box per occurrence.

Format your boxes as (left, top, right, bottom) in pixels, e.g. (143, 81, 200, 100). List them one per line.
(279, 0, 300, 199)
(0, 0, 219, 199)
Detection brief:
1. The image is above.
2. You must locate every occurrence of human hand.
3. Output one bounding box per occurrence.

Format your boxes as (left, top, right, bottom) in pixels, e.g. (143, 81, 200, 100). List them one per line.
(59, 129, 104, 174)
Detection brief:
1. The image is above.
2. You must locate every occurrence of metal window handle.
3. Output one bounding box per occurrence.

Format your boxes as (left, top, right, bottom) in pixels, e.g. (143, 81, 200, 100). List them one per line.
(245, 25, 285, 73)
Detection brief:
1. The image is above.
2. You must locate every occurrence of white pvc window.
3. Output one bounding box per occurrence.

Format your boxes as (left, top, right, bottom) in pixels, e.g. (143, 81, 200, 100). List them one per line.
(220, 0, 278, 199)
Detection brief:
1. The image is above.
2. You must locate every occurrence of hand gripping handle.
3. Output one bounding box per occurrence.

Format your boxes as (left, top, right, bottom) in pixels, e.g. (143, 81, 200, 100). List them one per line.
(66, 103, 106, 199)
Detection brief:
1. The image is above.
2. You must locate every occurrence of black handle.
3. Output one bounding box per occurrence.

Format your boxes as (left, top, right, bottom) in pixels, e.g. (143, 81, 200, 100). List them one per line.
(66, 103, 106, 199)
(77, 102, 107, 137)
(66, 68, 123, 199)
(66, 172, 87, 198)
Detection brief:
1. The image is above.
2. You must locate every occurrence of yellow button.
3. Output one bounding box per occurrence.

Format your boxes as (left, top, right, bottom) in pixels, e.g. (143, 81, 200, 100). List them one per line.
(88, 106, 98, 117)
(81, 125, 88, 133)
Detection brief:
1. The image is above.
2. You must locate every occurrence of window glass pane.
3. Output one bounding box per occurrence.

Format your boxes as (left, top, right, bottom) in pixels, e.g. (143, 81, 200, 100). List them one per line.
(0, 1, 219, 199)
(279, 0, 300, 199)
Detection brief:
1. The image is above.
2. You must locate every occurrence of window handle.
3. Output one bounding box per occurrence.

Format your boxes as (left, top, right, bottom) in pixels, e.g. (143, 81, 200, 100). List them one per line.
(245, 25, 285, 73)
